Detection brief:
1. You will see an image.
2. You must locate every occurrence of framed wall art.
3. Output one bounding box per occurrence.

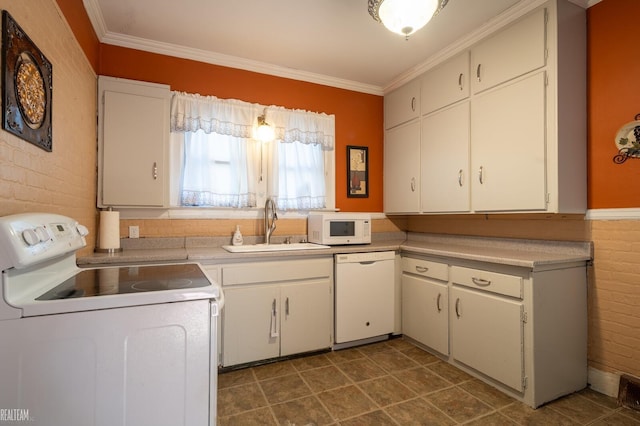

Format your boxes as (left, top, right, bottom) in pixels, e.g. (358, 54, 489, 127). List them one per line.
(347, 145, 368, 198)
(2, 11, 53, 152)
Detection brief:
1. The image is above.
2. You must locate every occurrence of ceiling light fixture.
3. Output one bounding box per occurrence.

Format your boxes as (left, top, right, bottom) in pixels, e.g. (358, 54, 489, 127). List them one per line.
(368, 0, 448, 40)
(255, 109, 275, 143)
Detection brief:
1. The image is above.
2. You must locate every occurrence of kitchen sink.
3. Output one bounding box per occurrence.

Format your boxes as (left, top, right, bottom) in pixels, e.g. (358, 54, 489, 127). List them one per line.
(221, 242, 330, 253)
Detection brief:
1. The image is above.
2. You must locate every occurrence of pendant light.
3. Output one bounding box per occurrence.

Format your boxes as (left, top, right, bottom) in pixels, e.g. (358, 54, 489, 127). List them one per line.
(368, 0, 448, 39)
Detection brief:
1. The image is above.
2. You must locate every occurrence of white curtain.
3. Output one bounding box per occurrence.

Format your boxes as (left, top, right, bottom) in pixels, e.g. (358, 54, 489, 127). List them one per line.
(170, 91, 335, 210)
(180, 130, 257, 207)
(268, 141, 327, 210)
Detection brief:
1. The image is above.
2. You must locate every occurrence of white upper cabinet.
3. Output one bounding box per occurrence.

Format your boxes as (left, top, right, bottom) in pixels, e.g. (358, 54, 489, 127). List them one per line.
(471, 72, 547, 212)
(421, 102, 470, 213)
(421, 52, 470, 115)
(383, 0, 586, 215)
(384, 79, 420, 130)
(98, 76, 170, 208)
(471, 7, 547, 94)
(384, 120, 421, 213)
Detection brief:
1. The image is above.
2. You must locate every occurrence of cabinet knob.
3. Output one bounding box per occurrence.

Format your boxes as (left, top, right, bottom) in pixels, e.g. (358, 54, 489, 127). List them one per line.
(152, 162, 158, 180)
(436, 293, 442, 312)
(415, 265, 429, 273)
(455, 298, 461, 318)
(478, 166, 484, 185)
(411, 97, 416, 112)
(410, 177, 416, 192)
(458, 169, 464, 187)
(476, 64, 482, 82)
(458, 73, 464, 90)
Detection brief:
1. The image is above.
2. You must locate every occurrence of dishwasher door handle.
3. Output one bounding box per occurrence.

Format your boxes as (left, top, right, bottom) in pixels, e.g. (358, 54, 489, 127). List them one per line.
(359, 261, 377, 265)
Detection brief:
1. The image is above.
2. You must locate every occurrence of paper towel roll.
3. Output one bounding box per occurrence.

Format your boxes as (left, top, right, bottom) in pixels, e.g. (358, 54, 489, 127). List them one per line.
(98, 210, 120, 250)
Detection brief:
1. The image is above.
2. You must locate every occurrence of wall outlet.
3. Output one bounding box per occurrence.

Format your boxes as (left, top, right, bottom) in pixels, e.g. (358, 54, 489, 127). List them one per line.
(129, 225, 140, 239)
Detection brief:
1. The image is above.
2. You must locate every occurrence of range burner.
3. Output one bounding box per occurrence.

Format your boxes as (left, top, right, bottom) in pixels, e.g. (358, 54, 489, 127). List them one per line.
(36, 264, 210, 300)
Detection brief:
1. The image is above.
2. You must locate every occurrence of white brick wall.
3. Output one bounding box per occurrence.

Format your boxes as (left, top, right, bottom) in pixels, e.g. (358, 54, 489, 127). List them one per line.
(0, 0, 97, 255)
(590, 220, 640, 379)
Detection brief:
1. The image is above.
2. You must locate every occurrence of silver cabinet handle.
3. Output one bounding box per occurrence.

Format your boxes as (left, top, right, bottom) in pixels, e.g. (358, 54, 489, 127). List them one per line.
(478, 166, 484, 185)
(472, 277, 491, 287)
(458, 169, 464, 187)
(455, 298, 461, 318)
(152, 162, 158, 180)
(476, 64, 482, 82)
(410, 177, 416, 192)
(411, 96, 416, 112)
(436, 293, 442, 312)
(458, 73, 464, 91)
(270, 298, 279, 338)
(415, 266, 429, 273)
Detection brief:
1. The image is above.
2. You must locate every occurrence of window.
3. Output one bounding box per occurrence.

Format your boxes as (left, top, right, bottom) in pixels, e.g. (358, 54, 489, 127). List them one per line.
(180, 130, 257, 208)
(169, 92, 335, 212)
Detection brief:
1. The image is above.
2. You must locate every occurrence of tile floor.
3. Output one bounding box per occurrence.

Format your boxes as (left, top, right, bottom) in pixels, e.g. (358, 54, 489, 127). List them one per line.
(217, 338, 640, 425)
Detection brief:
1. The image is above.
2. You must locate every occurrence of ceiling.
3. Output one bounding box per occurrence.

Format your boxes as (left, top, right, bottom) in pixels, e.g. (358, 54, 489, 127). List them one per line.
(82, 0, 594, 95)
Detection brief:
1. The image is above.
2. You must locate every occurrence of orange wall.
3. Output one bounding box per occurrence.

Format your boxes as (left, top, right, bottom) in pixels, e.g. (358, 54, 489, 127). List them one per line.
(55, 0, 99, 71)
(587, 0, 640, 209)
(98, 46, 384, 213)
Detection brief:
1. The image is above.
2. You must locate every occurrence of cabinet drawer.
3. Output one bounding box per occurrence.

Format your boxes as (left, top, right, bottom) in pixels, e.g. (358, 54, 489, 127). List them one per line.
(451, 266, 522, 299)
(402, 257, 448, 281)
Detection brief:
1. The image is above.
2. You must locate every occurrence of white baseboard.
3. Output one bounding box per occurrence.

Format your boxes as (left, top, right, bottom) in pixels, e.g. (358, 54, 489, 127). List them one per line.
(588, 367, 620, 397)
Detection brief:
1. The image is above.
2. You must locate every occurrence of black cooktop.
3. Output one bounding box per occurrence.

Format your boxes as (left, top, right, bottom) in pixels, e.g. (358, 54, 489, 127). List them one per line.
(36, 263, 211, 300)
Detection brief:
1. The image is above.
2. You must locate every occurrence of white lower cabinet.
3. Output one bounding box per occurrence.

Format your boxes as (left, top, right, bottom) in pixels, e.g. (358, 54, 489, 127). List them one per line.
(401, 254, 587, 408)
(220, 258, 332, 367)
(451, 286, 524, 392)
(401, 257, 449, 355)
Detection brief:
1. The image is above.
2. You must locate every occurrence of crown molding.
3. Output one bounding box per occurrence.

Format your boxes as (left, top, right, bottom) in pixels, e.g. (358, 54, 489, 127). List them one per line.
(83, 0, 382, 95)
(100, 32, 384, 96)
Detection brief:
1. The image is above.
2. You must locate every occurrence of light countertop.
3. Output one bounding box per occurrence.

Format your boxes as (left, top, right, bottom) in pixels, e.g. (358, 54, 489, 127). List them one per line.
(78, 233, 592, 270)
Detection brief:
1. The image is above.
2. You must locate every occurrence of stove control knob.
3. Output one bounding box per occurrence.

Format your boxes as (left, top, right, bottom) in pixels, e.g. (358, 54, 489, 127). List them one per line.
(35, 226, 50, 242)
(22, 229, 40, 246)
(76, 224, 89, 237)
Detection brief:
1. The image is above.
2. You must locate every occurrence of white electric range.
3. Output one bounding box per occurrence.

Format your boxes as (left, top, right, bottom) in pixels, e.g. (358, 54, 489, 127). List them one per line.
(0, 213, 223, 426)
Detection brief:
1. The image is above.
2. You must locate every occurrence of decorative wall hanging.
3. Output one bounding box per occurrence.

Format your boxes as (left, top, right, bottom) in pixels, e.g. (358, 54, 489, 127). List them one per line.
(347, 145, 368, 198)
(613, 113, 640, 164)
(2, 11, 52, 152)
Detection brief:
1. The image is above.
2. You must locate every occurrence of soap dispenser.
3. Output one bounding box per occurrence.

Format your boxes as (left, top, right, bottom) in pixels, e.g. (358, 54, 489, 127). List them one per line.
(232, 225, 243, 246)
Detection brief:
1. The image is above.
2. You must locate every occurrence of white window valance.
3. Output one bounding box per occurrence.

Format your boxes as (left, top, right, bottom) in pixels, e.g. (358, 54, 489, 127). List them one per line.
(170, 91, 335, 150)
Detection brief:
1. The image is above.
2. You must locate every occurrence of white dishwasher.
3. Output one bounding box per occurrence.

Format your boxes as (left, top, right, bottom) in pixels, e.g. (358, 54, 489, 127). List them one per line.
(335, 251, 395, 345)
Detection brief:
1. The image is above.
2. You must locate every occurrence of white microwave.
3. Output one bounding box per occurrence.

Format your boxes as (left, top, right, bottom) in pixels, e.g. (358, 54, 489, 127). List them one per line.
(307, 212, 371, 245)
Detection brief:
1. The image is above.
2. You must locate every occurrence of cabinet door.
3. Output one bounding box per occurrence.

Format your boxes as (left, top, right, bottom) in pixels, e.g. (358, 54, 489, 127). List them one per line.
(222, 285, 280, 366)
(471, 8, 546, 94)
(384, 79, 420, 129)
(384, 120, 421, 213)
(280, 279, 332, 356)
(421, 51, 470, 115)
(421, 102, 470, 213)
(99, 77, 170, 207)
(402, 274, 448, 355)
(471, 72, 547, 212)
(451, 286, 524, 391)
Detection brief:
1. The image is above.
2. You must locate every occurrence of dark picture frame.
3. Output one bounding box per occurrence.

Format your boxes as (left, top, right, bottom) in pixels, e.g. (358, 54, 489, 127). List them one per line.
(2, 11, 53, 152)
(347, 145, 368, 198)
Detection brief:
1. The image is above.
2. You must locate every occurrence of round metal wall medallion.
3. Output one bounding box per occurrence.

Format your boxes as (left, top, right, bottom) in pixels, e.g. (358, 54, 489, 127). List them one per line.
(15, 52, 45, 129)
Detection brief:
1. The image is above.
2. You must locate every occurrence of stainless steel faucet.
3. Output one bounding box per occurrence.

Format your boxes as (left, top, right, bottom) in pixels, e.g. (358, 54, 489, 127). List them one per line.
(264, 198, 278, 244)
